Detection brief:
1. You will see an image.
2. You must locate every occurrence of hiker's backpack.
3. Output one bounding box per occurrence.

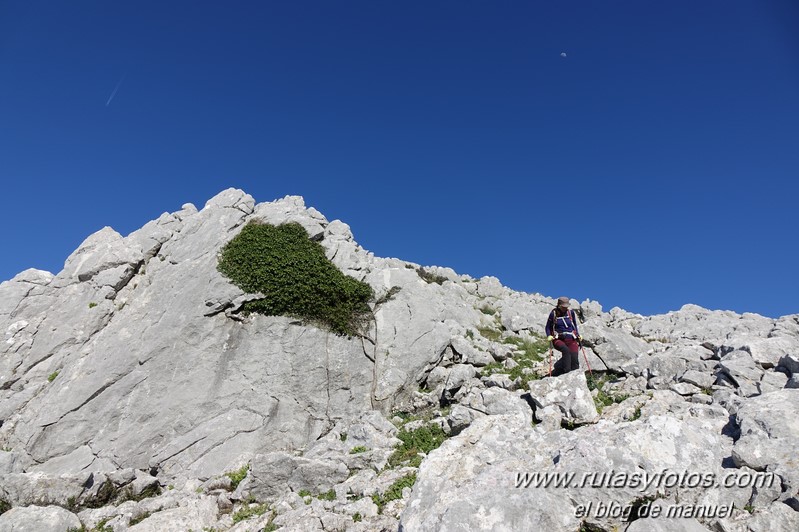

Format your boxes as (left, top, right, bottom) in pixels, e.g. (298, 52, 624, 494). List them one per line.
(549, 308, 578, 339)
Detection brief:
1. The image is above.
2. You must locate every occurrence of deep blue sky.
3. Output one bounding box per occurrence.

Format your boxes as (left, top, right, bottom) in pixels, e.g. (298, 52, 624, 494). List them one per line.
(2, 1, 798, 318)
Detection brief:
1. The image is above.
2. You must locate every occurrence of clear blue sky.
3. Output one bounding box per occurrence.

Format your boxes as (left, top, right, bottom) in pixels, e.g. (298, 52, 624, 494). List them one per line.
(2, 1, 798, 318)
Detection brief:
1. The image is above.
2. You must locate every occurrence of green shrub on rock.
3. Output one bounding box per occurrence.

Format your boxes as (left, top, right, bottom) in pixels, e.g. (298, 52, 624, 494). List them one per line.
(217, 222, 373, 336)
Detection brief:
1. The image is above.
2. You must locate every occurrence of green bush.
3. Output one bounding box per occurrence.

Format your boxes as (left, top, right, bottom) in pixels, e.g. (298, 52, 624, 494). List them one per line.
(217, 222, 374, 336)
(388, 425, 447, 468)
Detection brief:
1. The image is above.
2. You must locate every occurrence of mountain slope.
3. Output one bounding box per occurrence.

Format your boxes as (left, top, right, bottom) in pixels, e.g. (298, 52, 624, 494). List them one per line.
(1, 189, 797, 531)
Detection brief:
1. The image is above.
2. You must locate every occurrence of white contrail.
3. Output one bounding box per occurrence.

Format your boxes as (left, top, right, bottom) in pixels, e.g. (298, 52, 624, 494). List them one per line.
(106, 74, 126, 106)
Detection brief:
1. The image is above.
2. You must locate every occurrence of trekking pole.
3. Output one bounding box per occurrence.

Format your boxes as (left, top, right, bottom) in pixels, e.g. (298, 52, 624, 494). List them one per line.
(579, 340, 593, 378)
(548, 341, 553, 377)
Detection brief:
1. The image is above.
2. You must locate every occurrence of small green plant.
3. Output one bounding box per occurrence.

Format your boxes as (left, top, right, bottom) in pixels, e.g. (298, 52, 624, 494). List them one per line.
(465, 329, 474, 339)
(232, 503, 269, 523)
(339, 432, 348, 442)
(744, 504, 754, 513)
(479, 305, 497, 316)
(477, 326, 502, 342)
(317, 489, 336, 501)
(350, 446, 369, 454)
(375, 286, 402, 305)
(225, 464, 249, 490)
(264, 513, 279, 532)
(630, 405, 642, 421)
(88, 302, 98, 309)
(701, 386, 713, 395)
(372, 473, 417, 512)
(94, 519, 114, 532)
(353, 512, 362, 522)
(298, 489, 312, 498)
(586, 373, 628, 414)
(391, 410, 414, 425)
(83, 482, 118, 509)
(118, 484, 161, 504)
(217, 222, 374, 336)
(478, 334, 549, 389)
(130, 511, 152, 526)
(47, 371, 59, 382)
(502, 335, 548, 361)
(0, 498, 10, 516)
(416, 267, 448, 285)
(66, 496, 79, 512)
(388, 425, 447, 468)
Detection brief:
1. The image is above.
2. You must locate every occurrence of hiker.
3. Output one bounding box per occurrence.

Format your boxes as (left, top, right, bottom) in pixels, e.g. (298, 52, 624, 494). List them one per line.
(545, 297, 582, 374)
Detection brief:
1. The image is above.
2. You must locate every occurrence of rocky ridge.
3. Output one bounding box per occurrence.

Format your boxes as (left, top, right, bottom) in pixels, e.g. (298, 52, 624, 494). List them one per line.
(0, 189, 796, 531)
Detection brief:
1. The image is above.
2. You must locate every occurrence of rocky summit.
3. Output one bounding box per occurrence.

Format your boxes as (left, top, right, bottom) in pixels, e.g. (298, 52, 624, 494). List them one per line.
(1, 189, 797, 532)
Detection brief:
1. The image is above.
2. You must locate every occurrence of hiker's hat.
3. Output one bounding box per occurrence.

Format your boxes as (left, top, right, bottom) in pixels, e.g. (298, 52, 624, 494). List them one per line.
(557, 296, 570, 307)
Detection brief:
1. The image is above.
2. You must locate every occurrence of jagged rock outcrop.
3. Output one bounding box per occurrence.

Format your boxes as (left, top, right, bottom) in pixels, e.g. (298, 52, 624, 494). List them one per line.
(1, 189, 797, 531)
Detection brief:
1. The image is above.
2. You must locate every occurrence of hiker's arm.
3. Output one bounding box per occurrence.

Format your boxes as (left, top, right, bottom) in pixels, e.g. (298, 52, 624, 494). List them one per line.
(545, 312, 554, 337)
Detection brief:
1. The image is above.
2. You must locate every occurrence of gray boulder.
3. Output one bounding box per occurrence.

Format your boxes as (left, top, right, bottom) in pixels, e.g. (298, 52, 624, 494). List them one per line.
(242, 452, 349, 502)
(126, 497, 219, 531)
(402, 403, 735, 532)
(583, 326, 649, 371)
(719, 350, 764, 388)
(732, 389, 799, 501)
(0, 505, 81, 532)
(527, 371, 598, 424)
(680, 369, 715, 390)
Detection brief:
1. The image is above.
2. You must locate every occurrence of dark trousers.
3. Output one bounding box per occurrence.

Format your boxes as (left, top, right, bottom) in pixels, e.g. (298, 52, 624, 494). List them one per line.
(553, 338, 580, 374)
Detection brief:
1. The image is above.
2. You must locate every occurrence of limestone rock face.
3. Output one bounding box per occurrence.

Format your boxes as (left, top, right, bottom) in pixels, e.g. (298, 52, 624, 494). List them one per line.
(401, 399, 736, 532)
(0, 505, 81, 532)
(732, 389, 799, 501)
(1, 189, 798, 531)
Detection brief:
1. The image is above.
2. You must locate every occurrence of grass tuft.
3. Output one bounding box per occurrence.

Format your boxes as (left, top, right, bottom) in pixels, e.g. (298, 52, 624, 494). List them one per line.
(388, 425, 447, 468)
(225, 464, 249, 491)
